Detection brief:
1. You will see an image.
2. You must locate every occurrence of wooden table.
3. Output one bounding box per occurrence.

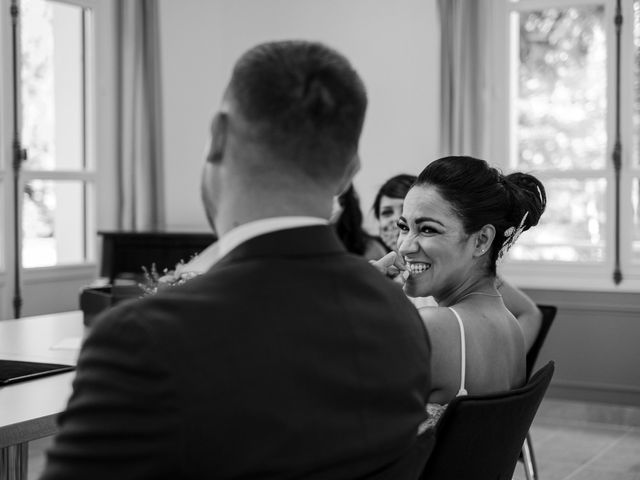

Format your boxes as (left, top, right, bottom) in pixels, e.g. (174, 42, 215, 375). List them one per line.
(0, 311, 84, 480)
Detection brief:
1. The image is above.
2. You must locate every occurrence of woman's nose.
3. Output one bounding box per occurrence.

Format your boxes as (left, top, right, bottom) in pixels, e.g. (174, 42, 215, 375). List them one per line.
(397, 233, 419, 256)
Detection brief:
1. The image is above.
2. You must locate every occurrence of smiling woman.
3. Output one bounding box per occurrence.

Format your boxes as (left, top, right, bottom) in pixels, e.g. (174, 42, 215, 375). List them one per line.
(385, 156, 547, 432)
(399, 157, 547, 298)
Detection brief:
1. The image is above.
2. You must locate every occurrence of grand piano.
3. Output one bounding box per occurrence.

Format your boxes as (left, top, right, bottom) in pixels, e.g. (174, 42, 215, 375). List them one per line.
(98, 230, 216, 284)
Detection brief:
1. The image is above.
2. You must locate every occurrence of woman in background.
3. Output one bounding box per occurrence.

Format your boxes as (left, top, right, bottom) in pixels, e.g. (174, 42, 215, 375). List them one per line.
(372, 174, 417, 252)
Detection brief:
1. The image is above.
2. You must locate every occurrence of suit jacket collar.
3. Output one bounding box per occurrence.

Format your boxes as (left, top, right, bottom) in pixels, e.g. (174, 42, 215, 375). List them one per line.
(214, 225, 346, 267)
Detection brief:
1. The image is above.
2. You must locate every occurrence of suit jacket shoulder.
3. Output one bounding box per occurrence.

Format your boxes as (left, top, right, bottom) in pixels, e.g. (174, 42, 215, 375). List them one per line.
(42, 225, 432, 480)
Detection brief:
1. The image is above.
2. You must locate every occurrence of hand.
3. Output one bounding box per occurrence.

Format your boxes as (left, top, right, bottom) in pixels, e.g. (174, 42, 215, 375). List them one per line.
(369, 251, 409, 285)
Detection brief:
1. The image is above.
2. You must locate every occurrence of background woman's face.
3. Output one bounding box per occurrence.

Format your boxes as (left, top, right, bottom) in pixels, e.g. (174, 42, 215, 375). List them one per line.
(378, 196, 405, 249)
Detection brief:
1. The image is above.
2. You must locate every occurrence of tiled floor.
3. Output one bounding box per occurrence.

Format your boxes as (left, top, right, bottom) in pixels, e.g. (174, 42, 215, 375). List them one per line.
(510, 398, 640, 480)
(27, 399, 640, 480)
(512, 421, 640, 480)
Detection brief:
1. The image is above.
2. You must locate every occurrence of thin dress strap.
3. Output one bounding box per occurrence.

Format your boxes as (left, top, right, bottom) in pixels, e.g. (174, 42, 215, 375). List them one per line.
(448, 307, 468, 396)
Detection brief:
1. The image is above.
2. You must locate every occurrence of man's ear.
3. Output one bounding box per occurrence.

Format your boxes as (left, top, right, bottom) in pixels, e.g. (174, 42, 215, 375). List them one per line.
(206, 112, 228, 164)
(473, 224, 496, 257)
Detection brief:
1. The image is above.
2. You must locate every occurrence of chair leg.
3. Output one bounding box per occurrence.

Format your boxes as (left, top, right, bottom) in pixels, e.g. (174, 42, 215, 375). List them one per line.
(522, 432, 537, 480)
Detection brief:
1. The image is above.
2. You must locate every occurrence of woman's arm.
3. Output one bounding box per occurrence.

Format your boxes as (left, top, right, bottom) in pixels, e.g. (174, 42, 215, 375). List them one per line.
(496, 277, 542, 352)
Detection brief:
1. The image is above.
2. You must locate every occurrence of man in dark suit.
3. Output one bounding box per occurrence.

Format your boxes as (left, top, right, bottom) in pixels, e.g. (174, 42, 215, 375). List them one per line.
(41, 40, 432, 479)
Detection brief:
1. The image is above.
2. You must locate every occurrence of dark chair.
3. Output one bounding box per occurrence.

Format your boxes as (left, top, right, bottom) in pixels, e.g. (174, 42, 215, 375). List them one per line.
(520, 304, 557, 480)
(419, 361, 555, 480)
(526, 305, 557, 379)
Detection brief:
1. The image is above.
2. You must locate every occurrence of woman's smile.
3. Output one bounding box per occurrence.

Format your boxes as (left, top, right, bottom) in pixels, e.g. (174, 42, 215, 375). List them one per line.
(405, 261, 431, 275)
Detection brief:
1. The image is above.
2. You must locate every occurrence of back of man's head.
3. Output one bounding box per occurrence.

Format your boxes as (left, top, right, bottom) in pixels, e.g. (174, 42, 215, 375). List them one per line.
(227, 40, 367, 186)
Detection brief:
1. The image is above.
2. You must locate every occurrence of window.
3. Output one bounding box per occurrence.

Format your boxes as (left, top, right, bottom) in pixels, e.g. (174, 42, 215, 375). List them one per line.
(490, 0, 640, 290)
(20, 0, 95, 268)
(0, 0, 116, 318)
(632, 0, 640, 262)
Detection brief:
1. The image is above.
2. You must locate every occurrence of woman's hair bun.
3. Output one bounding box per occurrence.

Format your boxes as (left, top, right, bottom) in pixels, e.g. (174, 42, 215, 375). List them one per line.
(504, 172, 547, 230)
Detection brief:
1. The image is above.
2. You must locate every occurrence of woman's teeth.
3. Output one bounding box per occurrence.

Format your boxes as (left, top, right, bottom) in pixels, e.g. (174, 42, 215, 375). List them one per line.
(407, 263, 430, 274)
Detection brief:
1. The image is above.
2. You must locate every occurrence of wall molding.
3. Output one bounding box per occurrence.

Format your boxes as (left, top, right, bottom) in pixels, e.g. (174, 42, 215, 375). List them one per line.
(524, 288, 640, 315)
(548, 381, 640, 407)
(536, 397, 640, 428)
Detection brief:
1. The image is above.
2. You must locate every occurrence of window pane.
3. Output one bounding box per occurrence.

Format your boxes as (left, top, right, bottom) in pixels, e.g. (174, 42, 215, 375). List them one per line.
(509, 178, 606, 262)
(20, 0, 91, 171)
(23, 180, 88, 267)
(634, 0, 640, 168)
(513, 6, 606, 171)
(633, 178, 640, 262)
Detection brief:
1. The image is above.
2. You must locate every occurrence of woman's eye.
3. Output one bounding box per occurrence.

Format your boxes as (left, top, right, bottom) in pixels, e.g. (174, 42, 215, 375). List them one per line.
(380, 209, 393, 218)
(420, 226, 437, 234)
(397, 222, 409, 232)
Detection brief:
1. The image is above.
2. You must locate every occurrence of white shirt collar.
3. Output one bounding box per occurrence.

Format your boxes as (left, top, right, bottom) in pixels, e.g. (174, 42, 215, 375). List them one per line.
(178, 216, 328, 275)
(218, 216, 328, 258)
(178, 241, 220, 275)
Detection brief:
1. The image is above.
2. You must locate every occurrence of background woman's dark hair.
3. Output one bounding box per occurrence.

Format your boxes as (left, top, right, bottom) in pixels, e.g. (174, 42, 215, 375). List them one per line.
(415, 156, 546, 275)
(372, 174, 417, 218)
(334, 185, 370, 255)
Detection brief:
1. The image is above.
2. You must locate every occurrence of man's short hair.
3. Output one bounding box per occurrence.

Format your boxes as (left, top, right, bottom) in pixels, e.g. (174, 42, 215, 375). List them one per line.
(228, 40, 367, 183)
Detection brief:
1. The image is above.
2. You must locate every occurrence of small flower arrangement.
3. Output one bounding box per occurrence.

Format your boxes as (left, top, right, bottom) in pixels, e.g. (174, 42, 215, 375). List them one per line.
(138, 260, 201, 296)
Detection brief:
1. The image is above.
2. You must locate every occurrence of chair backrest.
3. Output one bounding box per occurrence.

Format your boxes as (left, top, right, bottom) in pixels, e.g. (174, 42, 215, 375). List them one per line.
(420, 361, 555, 480)
(526, 305, 557, 380)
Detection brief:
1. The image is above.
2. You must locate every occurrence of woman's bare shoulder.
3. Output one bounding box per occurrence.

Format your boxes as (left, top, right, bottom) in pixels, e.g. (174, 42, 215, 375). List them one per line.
(417, 306, 459, 337)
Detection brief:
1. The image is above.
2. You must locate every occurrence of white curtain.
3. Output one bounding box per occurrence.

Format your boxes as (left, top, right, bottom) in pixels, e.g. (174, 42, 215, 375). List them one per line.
(117, 0, 165, 231)
(438, 0, 491, 158)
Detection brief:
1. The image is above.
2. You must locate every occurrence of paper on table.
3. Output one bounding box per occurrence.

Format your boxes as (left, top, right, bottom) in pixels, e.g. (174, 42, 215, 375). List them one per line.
(50, 337, 82, 351)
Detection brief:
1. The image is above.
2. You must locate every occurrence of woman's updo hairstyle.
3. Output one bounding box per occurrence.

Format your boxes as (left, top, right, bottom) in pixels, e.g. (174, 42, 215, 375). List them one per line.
(414, 156, 546, 275)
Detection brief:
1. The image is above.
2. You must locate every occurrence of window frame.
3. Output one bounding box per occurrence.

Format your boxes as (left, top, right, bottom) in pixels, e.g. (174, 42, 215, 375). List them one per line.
(20, 0, 97, 269)
(0, 0, 117, 318)
(488, 0, 640, 292)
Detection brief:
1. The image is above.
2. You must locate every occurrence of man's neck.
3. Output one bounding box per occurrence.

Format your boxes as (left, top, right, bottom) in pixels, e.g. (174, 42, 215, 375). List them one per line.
(214, 192, 333, 237)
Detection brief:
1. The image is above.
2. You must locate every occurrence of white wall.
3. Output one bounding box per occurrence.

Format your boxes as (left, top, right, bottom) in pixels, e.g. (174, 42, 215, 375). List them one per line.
(159, 0, 440, 232)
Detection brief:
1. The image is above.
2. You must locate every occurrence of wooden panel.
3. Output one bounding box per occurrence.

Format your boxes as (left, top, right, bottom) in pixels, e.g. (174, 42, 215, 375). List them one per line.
(21, 275, 94, 319)
(525, 289, 640, 405)
(0, 416, 57, 449)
